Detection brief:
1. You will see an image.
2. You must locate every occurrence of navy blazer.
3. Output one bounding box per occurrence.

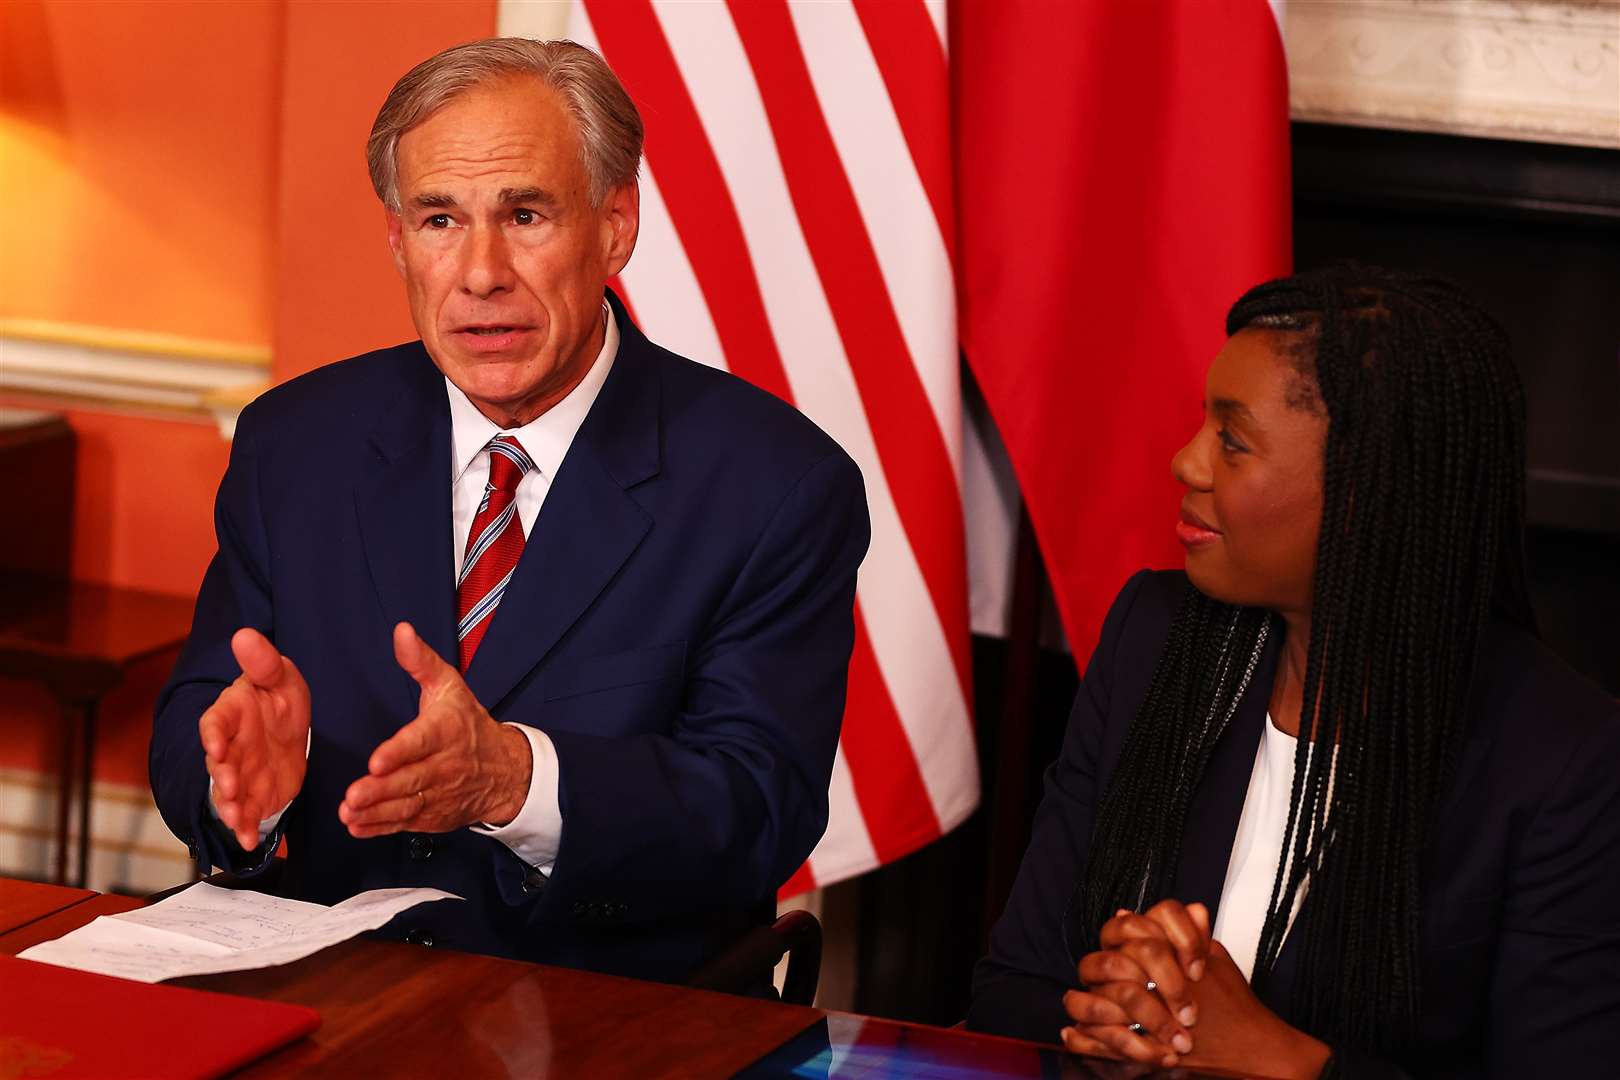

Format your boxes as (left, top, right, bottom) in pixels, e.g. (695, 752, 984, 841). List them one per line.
(969, 570, 1620, 1077)
(150, 293, 869, 984)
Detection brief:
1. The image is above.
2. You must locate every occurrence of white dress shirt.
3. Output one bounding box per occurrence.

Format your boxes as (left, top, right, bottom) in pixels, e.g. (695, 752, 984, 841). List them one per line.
(215, 304, 618, 875)
(1212, 712, 1331, 981)
(453, 304, 617, 872)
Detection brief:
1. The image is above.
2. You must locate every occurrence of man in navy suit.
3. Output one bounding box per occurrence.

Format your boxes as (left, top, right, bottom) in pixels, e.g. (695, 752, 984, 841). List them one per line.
(149, 39, 868, 984)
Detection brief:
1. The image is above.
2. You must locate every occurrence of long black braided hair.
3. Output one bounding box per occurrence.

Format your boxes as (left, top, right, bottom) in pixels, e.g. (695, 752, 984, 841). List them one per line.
(1074, 264, 1533, 1053)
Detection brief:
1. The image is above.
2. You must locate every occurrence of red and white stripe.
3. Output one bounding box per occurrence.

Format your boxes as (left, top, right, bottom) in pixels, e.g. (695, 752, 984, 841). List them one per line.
(498, 0, 978, 894)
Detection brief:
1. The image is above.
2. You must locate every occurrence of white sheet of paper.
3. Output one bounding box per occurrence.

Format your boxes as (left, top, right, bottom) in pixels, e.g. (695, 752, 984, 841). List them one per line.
(17, 882, 460, 983)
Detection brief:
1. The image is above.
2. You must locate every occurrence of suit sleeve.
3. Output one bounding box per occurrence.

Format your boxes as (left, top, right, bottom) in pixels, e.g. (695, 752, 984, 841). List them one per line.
(1323, 698, 1620, 1078)
(533, 450, 869, 922)
(966, 571, 1153, 1044)
(1484, 709, 1620, 1076)
(148, 406, 292, 875)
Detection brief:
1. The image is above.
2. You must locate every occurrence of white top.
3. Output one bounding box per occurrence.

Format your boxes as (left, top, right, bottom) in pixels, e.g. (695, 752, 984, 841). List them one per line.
(218, 304, 618, 876)
(1211, 712, 1312, 982)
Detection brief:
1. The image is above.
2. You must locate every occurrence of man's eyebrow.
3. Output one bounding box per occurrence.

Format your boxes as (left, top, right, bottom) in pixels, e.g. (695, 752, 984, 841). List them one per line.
(499, 186, 558, 208)
(409, 192, 459, 210)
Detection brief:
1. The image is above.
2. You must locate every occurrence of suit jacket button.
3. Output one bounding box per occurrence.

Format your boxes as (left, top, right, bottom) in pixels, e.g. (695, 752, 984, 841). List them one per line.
(409, 835, 434, 862)
(405, 929, 434, 947)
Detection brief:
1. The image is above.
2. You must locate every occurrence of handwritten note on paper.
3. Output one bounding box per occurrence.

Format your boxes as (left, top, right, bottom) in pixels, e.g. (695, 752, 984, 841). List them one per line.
(17, 883, 460, 983)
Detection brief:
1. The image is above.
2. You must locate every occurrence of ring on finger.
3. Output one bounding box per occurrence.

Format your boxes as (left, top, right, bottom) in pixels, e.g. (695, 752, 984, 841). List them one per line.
(1128, 1022, 1146, 1036)
(1145, 980, 1157, 993)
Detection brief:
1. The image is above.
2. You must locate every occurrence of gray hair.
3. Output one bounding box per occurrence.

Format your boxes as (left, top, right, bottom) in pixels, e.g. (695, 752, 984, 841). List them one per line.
(367, 38, 643, 211)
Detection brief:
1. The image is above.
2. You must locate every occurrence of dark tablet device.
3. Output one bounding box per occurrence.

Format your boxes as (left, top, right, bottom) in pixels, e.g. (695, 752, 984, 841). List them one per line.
(735, 1013, 1238, 1079)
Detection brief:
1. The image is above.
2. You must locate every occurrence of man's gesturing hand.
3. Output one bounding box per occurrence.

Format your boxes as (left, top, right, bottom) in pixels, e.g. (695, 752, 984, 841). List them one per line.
(338, 622, 532, 838)
(200, 628, 311, 852)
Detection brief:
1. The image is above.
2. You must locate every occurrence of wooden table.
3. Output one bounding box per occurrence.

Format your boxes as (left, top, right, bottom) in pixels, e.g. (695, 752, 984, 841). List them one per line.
(0, 575, 194, 886)
(0, 878, 96, 937)
(0, 878, 1261, 1078)
(0, 881, 823, 1077)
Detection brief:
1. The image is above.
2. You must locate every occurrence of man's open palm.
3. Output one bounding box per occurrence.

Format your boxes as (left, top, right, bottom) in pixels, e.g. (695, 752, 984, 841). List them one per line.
(199, 628, 310, 851)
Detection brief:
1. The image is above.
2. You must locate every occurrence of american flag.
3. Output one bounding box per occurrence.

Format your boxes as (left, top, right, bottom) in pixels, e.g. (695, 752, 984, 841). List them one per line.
(529, 0, 979, 896)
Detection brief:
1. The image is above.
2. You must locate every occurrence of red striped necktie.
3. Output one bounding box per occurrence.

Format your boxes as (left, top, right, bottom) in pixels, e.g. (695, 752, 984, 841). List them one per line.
(457, 435, 534, 671)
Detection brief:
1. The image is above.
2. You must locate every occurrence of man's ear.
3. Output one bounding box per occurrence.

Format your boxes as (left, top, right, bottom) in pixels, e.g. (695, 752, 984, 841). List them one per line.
(385, 208, 406, 278)
(601, 182, 641, 277)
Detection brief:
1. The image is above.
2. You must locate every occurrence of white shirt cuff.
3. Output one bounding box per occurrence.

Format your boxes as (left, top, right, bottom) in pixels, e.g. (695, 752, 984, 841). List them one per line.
(469, 723, 562, 874)
(207, 729, 309, 845)
(208, 781, 294, 845)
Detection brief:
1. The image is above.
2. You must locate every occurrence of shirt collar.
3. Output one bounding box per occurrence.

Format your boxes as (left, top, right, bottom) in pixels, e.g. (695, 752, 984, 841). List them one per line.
(446, 301, 619, 484)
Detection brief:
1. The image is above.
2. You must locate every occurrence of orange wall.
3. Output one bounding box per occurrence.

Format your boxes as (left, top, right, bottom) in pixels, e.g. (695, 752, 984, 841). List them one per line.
(0, 0, 282, 595)
(0, 0, 282, 344)
(273, 2, 496, 381)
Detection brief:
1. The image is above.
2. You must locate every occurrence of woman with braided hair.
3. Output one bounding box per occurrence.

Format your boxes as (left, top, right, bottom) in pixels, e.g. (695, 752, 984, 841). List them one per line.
(967, 264, 1619, 1077)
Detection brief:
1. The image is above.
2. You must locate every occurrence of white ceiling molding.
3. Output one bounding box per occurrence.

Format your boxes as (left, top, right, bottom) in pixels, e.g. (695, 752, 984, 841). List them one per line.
(0, 320, 269, 438)
(1285, 0, 1620, 149)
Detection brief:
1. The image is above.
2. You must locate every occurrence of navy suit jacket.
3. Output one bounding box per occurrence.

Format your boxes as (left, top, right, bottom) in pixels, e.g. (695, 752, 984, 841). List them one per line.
(150, 293, 869, 984)
(968, 570, 1620, 1077)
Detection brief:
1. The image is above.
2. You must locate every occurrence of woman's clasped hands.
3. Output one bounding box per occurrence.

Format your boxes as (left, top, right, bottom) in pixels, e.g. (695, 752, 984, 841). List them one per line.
(1061, 900, 1331, 1079)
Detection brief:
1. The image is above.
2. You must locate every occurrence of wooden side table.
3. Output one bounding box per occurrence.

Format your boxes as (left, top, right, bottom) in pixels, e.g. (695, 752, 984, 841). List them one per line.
(0, 575, 194, 887)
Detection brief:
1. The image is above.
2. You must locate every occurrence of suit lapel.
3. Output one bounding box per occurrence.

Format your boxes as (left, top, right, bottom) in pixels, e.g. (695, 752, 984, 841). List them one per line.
(1170, 618, 1284, 925)
(464, 292, 661, 711)
(355, 346, 459, 680)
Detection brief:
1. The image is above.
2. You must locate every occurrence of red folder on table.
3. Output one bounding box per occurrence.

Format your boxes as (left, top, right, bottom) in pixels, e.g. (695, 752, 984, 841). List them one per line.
(0, 954, 319, 1079)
